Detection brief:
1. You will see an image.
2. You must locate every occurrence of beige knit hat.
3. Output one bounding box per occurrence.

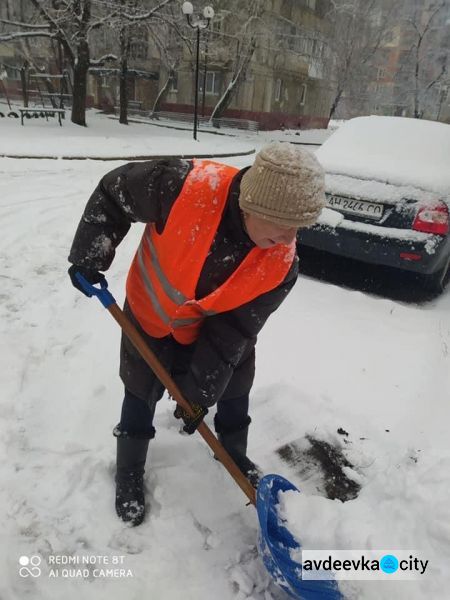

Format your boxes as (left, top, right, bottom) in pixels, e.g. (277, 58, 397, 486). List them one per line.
(239, 142, 326, 228)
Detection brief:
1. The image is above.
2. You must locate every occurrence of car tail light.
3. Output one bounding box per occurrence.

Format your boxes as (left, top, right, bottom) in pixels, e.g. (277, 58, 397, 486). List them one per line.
(412, 202, 449, 235)
(400, 252, 422, 261)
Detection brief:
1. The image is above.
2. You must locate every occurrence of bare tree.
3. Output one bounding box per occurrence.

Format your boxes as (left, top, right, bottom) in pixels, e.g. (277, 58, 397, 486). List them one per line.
(148, 24, 183, 114)
(96, 0, 178, 124)
(115, 0, 179, 124)
(116, 1, 138, 125)
(0, 1, 117, 125)
(208, 1, 264, 123)
(396, 0, 449, 119)
(0, 0, 175, 126)
(324, 0, 393, 119)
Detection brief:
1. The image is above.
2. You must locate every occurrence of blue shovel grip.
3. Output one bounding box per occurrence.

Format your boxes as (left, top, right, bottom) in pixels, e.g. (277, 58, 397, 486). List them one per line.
(75, 272, 116, 309)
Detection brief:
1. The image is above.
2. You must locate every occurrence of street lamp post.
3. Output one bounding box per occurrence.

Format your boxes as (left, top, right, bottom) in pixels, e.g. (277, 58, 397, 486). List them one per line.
(182, 2, 214, 141)
(202, 30, 209, 117)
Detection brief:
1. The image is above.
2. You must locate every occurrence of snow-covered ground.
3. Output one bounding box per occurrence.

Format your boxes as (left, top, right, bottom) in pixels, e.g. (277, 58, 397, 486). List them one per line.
(0, 115, 449, 600)
(0, 102, 329, 159)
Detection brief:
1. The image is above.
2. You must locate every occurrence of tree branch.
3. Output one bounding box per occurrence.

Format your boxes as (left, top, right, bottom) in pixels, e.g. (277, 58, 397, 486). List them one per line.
(90, 53, 118, 66)
(123, 0, 174, 22)
(88, 11, 120, 33)
(422, 4, 444, 38)
(0, 18, 49, 29)
(424, 63, 447, 93)
(28, 0, 75, 62)
(0, 31, 57, 42)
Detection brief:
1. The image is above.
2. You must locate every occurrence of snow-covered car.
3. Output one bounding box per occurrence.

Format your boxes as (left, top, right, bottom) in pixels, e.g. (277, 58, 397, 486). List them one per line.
(299, 116, 450, 291)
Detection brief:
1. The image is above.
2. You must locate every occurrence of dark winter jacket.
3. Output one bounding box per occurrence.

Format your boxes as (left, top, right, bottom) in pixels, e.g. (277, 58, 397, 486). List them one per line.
(69, 159, 299, 407)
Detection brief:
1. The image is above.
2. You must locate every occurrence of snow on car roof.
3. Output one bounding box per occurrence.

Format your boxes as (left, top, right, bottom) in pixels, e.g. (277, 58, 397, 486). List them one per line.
(316, 116, 450, 198)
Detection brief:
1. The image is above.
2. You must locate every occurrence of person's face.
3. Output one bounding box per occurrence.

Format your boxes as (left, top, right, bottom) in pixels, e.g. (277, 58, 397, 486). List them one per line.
(243, 212, 298, 249)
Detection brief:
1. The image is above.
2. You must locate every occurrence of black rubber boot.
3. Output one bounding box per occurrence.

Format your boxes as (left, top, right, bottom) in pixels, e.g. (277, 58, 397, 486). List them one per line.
(214, 417, 262, 488)
(113, 426, 152, 526)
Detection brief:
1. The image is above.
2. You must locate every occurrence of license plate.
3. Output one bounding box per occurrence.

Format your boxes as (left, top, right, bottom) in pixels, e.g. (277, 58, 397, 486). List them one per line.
(326, 195, 384, 220)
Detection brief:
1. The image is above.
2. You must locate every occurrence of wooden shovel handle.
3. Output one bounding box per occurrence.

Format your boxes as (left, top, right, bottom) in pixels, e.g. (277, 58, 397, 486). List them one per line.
(108, 303, 257, 506)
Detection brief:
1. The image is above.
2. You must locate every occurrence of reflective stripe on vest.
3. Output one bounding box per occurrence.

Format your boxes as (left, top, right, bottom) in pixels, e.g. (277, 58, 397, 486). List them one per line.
(126, 159, 295, 344)
(136, 228, 217, 328)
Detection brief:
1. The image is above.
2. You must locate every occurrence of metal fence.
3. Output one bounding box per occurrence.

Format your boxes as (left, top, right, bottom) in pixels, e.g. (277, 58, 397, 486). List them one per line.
(147, 111, 259, 132)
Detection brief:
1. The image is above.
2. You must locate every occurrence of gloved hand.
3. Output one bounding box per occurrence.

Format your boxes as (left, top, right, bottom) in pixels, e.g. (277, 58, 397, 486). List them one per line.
(174, 402, 208, 435)
(68, 264, 106, 297)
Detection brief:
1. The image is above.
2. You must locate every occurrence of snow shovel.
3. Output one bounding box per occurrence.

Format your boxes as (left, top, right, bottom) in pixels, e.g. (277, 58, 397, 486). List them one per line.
(76, 273, 343, 600)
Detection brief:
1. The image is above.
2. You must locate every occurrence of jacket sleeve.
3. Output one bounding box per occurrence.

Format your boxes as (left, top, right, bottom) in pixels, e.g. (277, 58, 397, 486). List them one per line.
(182, 255, 299, 407)
(68, 159, 192, 271)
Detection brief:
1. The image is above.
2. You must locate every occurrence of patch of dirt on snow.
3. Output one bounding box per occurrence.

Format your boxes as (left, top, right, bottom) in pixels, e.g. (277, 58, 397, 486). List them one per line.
(276, 434, 361, 502)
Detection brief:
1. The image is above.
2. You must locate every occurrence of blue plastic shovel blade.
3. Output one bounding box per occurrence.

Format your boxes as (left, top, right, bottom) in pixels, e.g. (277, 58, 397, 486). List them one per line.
(256, 474, 343, 599)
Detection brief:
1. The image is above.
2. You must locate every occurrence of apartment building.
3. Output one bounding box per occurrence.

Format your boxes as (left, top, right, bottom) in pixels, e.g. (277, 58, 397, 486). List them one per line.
(161, 0, 332, 128)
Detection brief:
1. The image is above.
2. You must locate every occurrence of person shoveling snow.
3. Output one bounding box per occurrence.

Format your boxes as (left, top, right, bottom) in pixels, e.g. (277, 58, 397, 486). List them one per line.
(67, 142, 325, 527)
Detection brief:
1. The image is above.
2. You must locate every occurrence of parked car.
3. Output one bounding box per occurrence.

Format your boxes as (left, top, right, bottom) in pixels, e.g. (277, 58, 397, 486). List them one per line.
(298, 116, 450, 292)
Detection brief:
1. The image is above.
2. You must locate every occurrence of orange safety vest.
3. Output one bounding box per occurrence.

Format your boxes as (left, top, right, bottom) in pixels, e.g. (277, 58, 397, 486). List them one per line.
(126, 159, 296, 344)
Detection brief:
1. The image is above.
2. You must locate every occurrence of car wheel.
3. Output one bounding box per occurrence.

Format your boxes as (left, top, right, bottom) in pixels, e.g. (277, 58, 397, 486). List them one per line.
(423, 258, 450, 293)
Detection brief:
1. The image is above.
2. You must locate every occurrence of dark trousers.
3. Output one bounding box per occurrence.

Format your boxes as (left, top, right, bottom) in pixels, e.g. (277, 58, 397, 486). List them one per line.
(119, 388, 250, 439)
(118, 302, 254, 439)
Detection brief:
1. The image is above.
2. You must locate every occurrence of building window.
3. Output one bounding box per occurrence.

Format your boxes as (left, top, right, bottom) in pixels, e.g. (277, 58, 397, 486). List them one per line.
(129, 41, 148, 60)
(312, 39, 324, 58)
(299, 83, 307, 106)
(200, 71, 222, 95)
(4, 65, 21, 81)
(377, 67, 386, 80)
(212, 16, 223, 32)
(127, 78, 136, 102)
(288, 25, 296, 50)
(305, 0, 316, 10)
(169, 72, 178, 92)
(101, 76, 109, 88)
(275, 78, 282, 102)
(298, 37, 314, 56)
